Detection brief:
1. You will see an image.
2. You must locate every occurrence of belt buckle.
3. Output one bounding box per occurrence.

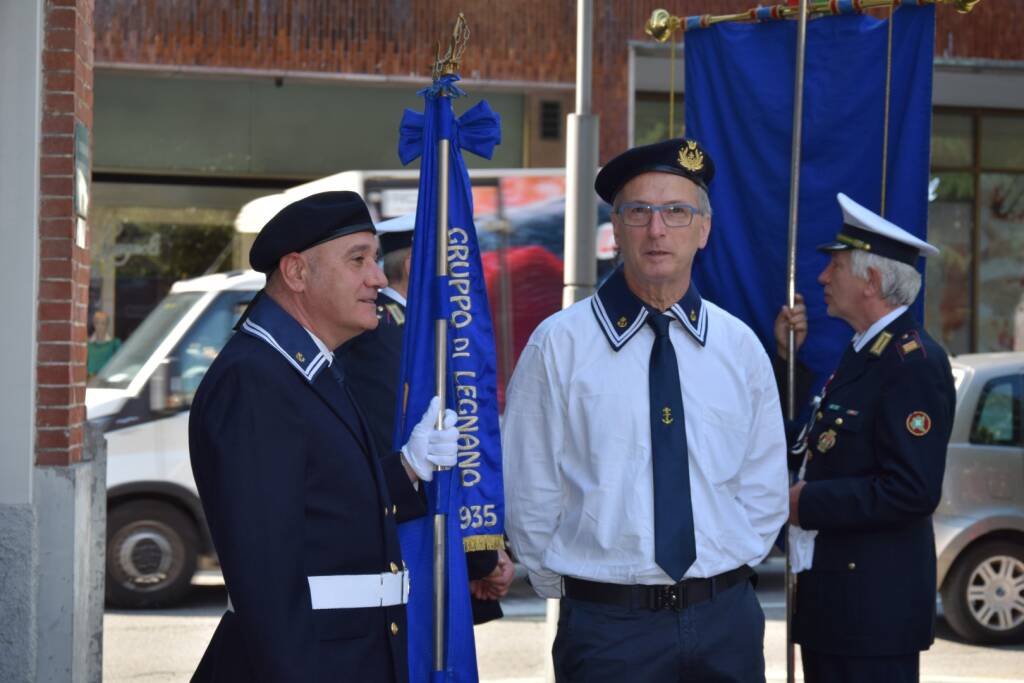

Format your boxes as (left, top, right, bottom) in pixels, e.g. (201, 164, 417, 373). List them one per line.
(654, 584, 683, 612)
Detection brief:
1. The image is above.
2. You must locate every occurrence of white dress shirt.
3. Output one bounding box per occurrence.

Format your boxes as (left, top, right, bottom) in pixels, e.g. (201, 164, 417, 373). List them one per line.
(379, 287, 407, 307)
(502, 270, 789, 598)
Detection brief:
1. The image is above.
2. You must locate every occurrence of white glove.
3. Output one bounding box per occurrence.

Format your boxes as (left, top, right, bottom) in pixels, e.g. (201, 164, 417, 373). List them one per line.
(401, 396, 459, 482)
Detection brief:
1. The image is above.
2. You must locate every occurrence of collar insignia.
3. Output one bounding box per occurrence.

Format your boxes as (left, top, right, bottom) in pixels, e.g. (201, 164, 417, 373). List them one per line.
(678, 140, 705, 173)
(241, 294, 330, 383)
(591, 266, 708, 351)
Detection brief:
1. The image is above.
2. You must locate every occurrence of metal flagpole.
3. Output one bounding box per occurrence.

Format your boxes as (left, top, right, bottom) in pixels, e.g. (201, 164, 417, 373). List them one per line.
(785, 3, 810, 682)
(433, 131, 450, 674)
(429, 15, 469, 672)
(880, 0, 897, 217)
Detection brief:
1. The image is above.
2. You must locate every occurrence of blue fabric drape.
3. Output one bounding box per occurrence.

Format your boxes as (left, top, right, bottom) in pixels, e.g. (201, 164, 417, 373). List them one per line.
(684, 6, 935, 382)
(395, 74, 503, 683)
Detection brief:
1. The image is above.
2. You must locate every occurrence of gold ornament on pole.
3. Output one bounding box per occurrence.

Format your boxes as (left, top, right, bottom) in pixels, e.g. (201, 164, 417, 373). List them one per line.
(644, 0, 982, 40)
(432, 13, 471, 81)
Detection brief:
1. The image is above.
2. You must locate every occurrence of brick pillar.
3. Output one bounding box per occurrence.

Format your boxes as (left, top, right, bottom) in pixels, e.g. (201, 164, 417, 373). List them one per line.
(37, 0, 94, 467)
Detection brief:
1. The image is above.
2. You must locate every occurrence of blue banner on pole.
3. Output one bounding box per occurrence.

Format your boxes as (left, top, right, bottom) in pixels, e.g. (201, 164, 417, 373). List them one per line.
(395, 74, 504, 683)
(684, 6, 935, 381)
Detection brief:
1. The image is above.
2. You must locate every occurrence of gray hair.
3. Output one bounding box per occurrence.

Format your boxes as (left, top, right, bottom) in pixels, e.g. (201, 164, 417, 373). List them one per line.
(850, 249, 921, 307)
(696, 186, 712, 218)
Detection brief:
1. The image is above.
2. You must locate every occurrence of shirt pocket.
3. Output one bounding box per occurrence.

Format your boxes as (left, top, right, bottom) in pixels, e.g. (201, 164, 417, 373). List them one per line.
(697, 405, 748, 485)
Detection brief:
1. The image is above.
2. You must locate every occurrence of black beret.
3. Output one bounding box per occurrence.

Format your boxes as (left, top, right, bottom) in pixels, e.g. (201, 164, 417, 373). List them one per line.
(595, 138, 715, 204)
(249, 191, 376, 273)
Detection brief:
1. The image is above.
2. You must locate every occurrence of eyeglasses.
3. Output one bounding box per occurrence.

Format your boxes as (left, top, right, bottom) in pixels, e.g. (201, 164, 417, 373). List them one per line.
(614, 202, 702, 228)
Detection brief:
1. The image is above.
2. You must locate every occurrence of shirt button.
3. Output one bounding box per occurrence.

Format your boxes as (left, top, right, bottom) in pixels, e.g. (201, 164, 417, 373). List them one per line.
(816, 411, 823, 420)
(390, 561, 399, 574)
(835, 417, 844, 426)
(848, 562, 856, 571)
(383, 506, 389, 516)
(392, 504, 398, 515)
(391, 622, 399, 635)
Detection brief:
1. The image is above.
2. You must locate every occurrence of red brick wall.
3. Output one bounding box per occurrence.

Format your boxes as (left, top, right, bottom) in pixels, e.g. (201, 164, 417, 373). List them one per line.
(92, 1, 1021, 165)
(38, 0, 94, 467)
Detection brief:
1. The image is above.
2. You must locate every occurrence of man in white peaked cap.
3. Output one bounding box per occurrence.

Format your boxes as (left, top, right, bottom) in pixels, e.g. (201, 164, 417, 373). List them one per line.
(789, 193, 956, 683)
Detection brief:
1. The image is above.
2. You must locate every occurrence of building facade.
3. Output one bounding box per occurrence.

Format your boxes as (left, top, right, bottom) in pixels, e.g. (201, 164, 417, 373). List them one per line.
(87, 0, 1024, 355)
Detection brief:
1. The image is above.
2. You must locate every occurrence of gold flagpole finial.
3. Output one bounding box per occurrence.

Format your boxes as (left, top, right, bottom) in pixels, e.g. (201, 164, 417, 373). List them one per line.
(952, 0, 982, 13)
(432, 13, 471, 81)
(645, 9, 681, 43)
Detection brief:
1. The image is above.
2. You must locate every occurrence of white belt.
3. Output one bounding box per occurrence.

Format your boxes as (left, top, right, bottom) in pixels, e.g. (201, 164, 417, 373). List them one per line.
(226, 570, 410, 613)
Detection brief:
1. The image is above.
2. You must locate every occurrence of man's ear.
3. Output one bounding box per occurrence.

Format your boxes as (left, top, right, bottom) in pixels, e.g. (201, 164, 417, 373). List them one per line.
(403, 251, 412, 283)
(865, 266, 883, 298)
(276, 252, 309, 293)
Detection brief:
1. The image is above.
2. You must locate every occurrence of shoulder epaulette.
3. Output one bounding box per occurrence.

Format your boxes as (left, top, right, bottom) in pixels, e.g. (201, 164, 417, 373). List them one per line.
(895, 330, 927, 360)
(868, 331, 893, 357)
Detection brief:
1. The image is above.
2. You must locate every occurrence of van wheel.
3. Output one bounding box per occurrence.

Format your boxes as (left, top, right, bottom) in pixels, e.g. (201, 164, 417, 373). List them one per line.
(106, 500, 198, 608)
(941, 540, 1024, 644)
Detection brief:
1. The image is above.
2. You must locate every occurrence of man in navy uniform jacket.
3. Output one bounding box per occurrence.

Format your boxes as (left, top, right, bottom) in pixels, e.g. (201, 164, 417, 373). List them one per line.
(789, 193, 957, 683)
(189, 191, 459, 682)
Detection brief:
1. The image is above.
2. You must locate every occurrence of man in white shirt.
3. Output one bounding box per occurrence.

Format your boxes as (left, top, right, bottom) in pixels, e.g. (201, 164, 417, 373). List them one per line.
(503, 138, 789, 682)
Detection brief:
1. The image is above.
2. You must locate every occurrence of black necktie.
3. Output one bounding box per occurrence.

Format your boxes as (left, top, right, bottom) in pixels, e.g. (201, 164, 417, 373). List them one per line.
(646, 311, 697, 582)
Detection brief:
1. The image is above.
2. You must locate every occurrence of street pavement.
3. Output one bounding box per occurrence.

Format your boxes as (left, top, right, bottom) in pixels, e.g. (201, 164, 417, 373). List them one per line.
(104, 558, 1024, 682)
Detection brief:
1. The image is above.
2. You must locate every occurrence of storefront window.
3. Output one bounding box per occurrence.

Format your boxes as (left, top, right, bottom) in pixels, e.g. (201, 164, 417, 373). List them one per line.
(980, 115, 1024, 170)
(977, 172, 1024, 351)
(931, 112, 973, 167)
(92, 211, 234, 339)
(634, 93, 682, 146)
(927, 109, 1024, 354)
(925, 172, 973, 355)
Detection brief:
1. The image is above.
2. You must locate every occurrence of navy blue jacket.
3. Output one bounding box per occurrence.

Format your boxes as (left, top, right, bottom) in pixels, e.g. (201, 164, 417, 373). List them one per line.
(793, 311, 955, 657)
(189, 293, 425, 683)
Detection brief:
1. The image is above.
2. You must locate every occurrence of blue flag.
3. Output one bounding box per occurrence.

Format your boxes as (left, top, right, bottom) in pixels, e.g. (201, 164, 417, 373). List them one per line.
(395, 74, 504, 683)
(684, 5, 935, 381)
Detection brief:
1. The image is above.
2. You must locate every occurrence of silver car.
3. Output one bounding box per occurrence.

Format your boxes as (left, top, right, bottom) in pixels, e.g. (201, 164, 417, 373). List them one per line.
(936, 352, 1024, 644)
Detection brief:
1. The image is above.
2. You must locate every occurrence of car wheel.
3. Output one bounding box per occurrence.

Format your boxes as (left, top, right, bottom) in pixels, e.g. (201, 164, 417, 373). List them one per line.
(941, 540, 1024, 644)
(106, 500, 198, 609)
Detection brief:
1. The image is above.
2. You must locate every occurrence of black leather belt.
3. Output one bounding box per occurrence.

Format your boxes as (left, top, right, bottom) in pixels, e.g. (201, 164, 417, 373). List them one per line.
(563, 565, 755, 612)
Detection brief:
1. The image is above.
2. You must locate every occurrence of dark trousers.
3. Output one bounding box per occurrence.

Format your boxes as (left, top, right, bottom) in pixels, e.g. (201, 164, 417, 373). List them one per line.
(552, 580, 765, 683)
(801, 648, 919, 683)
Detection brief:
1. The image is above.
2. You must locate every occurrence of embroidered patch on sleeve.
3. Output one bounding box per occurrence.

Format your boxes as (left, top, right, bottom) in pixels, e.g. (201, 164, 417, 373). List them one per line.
(906, 411, 931, 436)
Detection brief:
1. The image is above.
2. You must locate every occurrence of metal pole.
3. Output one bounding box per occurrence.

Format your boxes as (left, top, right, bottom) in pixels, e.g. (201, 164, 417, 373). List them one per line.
(880, 0, 896, 217)
(563, 0, 599, 309)
(433, 136, 451, 673)
(785, 2, 809, 682)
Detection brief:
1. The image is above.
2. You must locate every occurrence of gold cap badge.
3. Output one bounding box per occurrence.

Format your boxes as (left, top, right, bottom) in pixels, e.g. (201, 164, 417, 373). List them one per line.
(678, 140, 705, 173)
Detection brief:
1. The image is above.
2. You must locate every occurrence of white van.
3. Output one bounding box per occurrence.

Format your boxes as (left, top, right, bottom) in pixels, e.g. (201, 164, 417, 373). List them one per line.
(90, 167, 611, 608)
(89, 271, 263, 607)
